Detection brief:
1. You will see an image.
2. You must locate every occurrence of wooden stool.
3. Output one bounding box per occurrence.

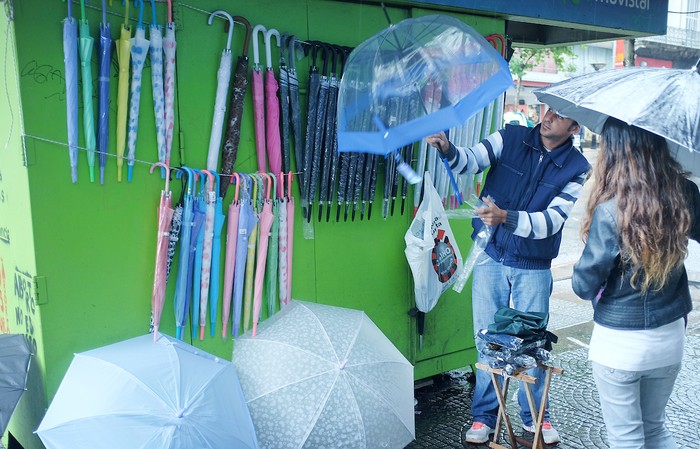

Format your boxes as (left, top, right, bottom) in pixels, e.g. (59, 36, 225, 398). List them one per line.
(475, 362, 563, 449)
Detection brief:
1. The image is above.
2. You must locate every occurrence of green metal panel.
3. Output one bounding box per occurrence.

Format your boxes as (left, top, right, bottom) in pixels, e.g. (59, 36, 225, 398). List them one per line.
(5, 2, 505, 446)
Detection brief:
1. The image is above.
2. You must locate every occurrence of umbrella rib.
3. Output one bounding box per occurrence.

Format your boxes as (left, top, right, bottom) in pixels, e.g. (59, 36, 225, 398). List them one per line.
(295, 369, 342, 449)
(245, 366, 341, 403)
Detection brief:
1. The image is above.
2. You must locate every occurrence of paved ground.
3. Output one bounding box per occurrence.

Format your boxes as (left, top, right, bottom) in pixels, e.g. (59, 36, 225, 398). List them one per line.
(407, 146, 700, 448)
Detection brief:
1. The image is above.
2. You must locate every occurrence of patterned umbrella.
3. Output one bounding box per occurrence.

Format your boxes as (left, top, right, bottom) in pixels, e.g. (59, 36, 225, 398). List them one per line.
(148, 0, 166, 173)
(149, 162, 174, 341)
(127, 1, 150, 182)
(163, 2, 177, 167)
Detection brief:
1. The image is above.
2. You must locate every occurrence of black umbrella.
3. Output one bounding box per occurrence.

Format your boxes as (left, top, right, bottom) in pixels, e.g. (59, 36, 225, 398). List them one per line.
(366, 153, 379, 220)
(288, 36, 305, 200)
(278, 33, 291, 178)
(318, 45, 340, 222)
(335, 151, 349, 222)
(306, 42, 331, 223)
(219, 16, 251, 199)
(301, 43, 321, 220)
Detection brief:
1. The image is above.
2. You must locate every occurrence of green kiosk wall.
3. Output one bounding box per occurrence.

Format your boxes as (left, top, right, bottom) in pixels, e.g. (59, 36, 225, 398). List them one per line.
(0, 1, 503, 447)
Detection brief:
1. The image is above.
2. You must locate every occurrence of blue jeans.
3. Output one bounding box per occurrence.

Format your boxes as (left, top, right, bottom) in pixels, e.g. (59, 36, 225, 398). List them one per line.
(471, 255, 552, 428)
(592, 361, 681, 449)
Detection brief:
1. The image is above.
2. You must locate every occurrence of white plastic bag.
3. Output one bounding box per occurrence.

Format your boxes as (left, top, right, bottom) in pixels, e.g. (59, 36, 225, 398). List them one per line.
(404, 172, 463, 313)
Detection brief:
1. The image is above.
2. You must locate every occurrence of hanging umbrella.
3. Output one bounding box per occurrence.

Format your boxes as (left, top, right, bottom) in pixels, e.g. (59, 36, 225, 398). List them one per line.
(205, 10, 235, 173)
(534, 64, 700, 176)
(173, 167, 195, 340)
(233, 301, 415, 449)
(264, 29, 283, 183)
(97, 0, 111, 185)
(264, 175, 280, 317)
(189, 170, 207, 340)
(307, 43, 331, 222)
(197, 170, 217, 340)
(209, 172, 226, 336)
(232, 175, 258, 338)
(222, 173, 241, 338)
(126, 1, 150, 182)
(301, 43, 322, 220)
(242, 175, 261, 334)
(115, 3, 132, 182)
(220, 16, 251, 198)
(77, 0, 96, 183)
(337, 14, 512, 185)
(0, 334, 31, 439)
(37, 334, 260, 449)
(149, 162, 174, 341)
(278, 34, 291, 177)
(287, 36, 305, 202)
(63, 1, 79, 183)
(251, 24, 268, 172)
(283, 172, 294, 306)
(148, 0, 166, 176)
(277, 175, 288, 311)
(163, 1, 177, 168)
(318, 46, 340, 222)
(251, 174, 274, 336)
(165, 171, 187, 282)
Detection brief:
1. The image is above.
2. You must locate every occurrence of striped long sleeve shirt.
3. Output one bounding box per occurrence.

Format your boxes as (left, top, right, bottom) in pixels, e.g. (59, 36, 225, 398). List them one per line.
(445, 130, 588, 240)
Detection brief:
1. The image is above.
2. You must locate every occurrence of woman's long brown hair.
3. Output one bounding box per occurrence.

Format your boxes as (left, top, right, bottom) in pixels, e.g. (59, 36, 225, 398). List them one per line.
(581, 117, 691, 292)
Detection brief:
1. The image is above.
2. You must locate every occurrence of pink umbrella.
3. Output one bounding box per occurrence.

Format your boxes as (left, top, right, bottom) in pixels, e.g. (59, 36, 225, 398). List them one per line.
(252, 174, 275, 336)
(264, 28, 283, 189)
(198, 170, 216, 340)
(277, 174, 288, 309)
(251, 24, 267, 172)
(149, 162, 174, 342)
(284, 172, 295, 306)
(221, 173, 241, 338)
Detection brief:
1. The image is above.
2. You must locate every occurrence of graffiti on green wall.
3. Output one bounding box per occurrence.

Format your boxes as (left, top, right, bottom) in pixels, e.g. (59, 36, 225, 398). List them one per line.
(20, 59, 65, 101)
(13, 266, 37, 353)
(0, 258, 9, 333)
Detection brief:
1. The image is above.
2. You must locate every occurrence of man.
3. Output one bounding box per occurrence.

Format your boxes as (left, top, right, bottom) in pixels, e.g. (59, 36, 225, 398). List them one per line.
(426, 107, 590, 445)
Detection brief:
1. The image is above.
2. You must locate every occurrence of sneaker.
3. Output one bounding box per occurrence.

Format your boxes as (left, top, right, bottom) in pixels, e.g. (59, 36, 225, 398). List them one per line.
(464, 422, 494, 444)
(523, 421, 561, 445)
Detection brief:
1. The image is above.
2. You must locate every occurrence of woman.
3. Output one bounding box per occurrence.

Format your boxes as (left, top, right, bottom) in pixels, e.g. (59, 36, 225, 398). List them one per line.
(572, 117, 700, 449)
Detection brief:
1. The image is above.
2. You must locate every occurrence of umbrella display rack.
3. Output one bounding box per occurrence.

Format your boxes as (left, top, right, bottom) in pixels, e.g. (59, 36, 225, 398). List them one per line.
(0, 3, 522, 446)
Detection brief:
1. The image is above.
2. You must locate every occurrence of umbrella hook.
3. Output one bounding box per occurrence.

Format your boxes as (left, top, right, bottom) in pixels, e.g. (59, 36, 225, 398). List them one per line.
(121, 0, 130, 29)
(149, 0, 157, 27)
(207, 10, 235, 52)
(166, 0, 172, 25)
(176, 166, 194, 196)
(150, 162, 171, 192)
(264, 28, 281, 70)
(233, 16, 252, 58)
(252, 24, 267, 68)
(79, 0, 86, 22)
(231, 172, 241, 202)
(286, 171, 294, 200)
(135, 0, 145, 29)
(318, 42, 331, 76)
(201, 170, 217, 203)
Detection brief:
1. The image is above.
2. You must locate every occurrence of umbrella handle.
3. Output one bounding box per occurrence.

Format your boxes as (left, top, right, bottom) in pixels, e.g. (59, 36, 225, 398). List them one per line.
(259, 172, 272, 200)
(201, 170, 216, 197)
(136, 0, 145, 29)
(208, 10, 235, 51)
(150, 162, 171, 192)
(265, 28, 281, 69)
(287, 171, 294, 199)
(122, 0, 130, 28)
(231, 173, 241, 202)
(166, 0, 172, 24)
(252, 24, 267, 66)
(149, 0, 156, 25)
(233, 16, 252, 57)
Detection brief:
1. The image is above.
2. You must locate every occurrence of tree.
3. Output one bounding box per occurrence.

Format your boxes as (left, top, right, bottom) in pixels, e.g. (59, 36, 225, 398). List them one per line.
(509, 47, 577, 105)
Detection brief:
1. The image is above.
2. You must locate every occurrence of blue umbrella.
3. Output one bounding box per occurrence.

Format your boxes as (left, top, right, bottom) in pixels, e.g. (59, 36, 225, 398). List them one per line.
(232, 175, 257, 338)
(97, 0, 111, 185)
(189, 169, 207, 340)
(337, 14, 513, 185)
(209, 172, 226, 336)
(78, 0, 97, 182)
(62, 1, 79, 183)
(173, 167, 195, 340)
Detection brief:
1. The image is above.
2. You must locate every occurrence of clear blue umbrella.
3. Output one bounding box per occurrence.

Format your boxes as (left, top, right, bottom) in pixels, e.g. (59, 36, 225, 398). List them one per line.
(97, 0, 111, 185)
(232, 175, 258, 338)
(189, 169, 207, 340)
(127, 1, 150, 182)
(62, 1, 79, 183)
(173, 167, 195, 340)
(337, 14, 513, 185)
(78, 0, 97, 182)
(209, 172, 226, 336)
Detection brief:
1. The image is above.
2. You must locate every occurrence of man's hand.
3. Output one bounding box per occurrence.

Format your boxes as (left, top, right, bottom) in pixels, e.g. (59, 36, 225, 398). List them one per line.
(476, 197, 507, 226)
(425, 132, 449, 154)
